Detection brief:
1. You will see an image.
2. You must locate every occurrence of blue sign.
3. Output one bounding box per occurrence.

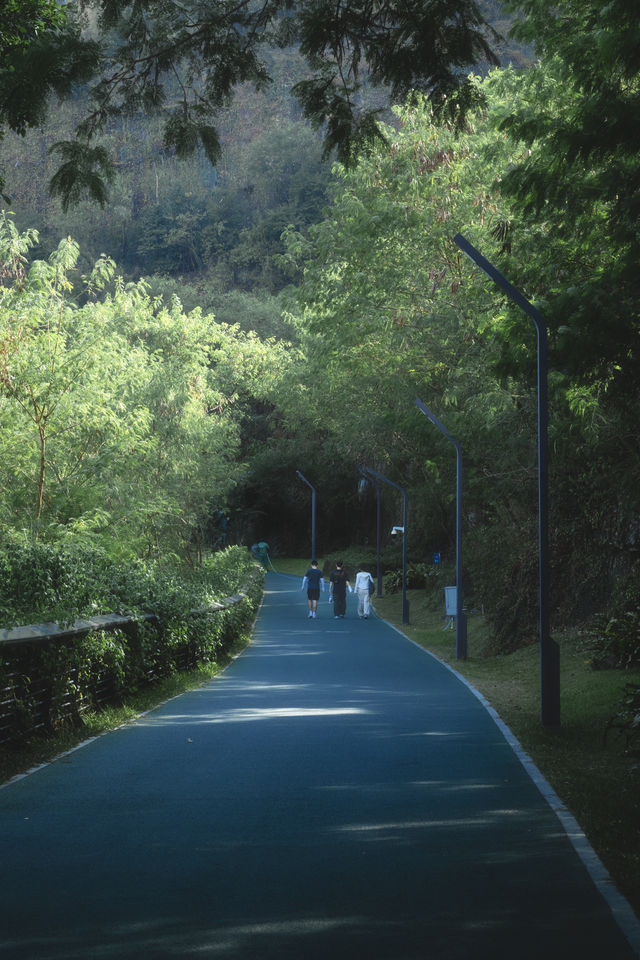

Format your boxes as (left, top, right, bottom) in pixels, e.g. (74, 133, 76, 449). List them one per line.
(434, 552, 440, 565)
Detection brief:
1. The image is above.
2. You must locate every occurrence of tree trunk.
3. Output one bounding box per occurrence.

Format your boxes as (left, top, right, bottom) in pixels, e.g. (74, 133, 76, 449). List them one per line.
(36, 425, 46, 519)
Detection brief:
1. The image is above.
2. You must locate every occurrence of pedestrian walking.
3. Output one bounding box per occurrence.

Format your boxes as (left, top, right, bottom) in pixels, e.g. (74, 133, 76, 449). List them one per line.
(301, 560, 325, 618)
(329, 560, 352, 618)
(354, 566, 374, 619)
(250, 541, 270, 568)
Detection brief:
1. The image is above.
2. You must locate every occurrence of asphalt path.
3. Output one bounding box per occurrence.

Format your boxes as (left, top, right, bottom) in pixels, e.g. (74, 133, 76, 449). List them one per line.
(1, 571, 639, 959)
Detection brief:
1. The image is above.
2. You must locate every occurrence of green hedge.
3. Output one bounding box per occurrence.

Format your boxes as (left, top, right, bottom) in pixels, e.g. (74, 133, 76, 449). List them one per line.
(606, 682, 640, 760)
(0, 545, 264, 742)
(0, 537, 259, 628)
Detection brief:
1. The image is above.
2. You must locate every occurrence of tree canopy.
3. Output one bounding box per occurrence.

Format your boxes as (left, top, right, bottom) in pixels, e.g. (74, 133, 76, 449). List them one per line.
(277, 49, 640, 641)
(495, 0, 640, 392)
(0, 0, 66, 52)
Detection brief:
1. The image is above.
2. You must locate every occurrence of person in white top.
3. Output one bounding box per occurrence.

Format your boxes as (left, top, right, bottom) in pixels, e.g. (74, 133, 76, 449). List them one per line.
(354, 567, 374, 619)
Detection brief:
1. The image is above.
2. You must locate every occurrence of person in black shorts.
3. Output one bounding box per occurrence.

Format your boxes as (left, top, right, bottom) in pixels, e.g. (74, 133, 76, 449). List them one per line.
(301, 560, 325, 618)
(329, 560, 352, 618)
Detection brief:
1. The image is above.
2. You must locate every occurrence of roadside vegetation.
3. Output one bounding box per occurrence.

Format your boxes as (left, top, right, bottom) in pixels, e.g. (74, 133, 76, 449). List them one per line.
(0, 546, 262, 781)
(0, 633, 252, 788)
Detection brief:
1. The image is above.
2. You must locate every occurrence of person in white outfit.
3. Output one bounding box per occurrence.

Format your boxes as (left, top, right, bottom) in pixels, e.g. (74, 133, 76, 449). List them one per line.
(354, 567, 374, 619)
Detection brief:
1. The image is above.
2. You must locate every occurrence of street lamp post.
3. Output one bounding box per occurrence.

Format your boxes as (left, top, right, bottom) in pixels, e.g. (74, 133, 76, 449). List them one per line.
(414, 398, 467, 659)
(296, 470, 317, 560)
(453, 233, 560, 726)
(359, 470, 383, 598)
(375, 479, 383, 598)
(363, 466, 409, 624)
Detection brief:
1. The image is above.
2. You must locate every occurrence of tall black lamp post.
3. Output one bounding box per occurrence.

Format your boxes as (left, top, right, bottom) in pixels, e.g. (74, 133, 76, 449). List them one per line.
(359, 470, 383, 598)
(363, 466, 409, 624)
(414, 398, 467, 659)
(453, 233, 560, 726)
(296, 470, 317, 561)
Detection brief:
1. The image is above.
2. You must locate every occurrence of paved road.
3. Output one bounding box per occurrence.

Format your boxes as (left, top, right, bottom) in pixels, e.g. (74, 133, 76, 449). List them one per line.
(0, 572, 638, 959)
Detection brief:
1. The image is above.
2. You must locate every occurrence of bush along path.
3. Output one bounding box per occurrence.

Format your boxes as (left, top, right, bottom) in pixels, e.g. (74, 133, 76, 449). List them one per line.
(0, 546, 264, 747)
(0, 571, 638, 959)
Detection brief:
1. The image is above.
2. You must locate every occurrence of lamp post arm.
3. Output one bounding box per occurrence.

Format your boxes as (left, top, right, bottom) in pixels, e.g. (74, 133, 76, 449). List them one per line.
(453, 234, 546, 335)
(296, 469, 314, 493)
(296, 470, 317, 560)
(414, 399, 462, 458)
(362, 466, 405, 498)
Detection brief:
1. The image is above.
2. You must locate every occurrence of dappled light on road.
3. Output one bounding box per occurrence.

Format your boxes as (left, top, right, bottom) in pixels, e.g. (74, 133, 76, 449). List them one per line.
(136, 706, 371, 725)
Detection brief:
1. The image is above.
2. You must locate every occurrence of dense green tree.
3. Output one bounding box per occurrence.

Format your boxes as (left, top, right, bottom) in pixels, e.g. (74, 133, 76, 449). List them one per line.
(0, 0, 66, 53)
(0, 221, 153, 535)
(454, 3, 640, 626)
(281, 92, 521, 563)
(0, 2, 99, 198)
(494, 0, 640, 391)
(0, 217, 295, 559)
(281, 70, 640, 642)
(283, 90, 519, 456)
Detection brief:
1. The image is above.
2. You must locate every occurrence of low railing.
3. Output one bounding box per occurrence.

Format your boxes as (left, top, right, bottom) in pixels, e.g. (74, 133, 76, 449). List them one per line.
(0, 569, 264, 745)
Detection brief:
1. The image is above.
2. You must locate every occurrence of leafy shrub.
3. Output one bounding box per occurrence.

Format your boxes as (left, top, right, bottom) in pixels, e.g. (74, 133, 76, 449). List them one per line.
(383, 568, 403, 594)
(383, 563, 440, 594)
(0, 538, 256, 628)
(588, 563, 640, 670)
(606, 683, 640, 761)
(587, 612, 640, 671)
(0, 544, 264, 742)
(465, 522, 539, 653)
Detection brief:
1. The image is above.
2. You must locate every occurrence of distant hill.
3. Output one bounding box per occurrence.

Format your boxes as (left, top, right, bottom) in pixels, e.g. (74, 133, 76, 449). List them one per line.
(0, 1, 531, 297)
